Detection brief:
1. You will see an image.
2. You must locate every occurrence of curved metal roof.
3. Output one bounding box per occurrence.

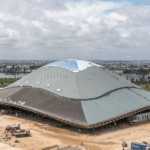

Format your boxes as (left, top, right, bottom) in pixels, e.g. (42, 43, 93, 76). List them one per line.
(0, 86, 150, 128)
(1, 59, 150, 128)
(5, 60, 139, 99)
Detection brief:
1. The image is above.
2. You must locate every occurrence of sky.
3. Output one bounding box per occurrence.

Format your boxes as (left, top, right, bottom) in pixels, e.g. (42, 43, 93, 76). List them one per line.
(0, 0, 150, 60)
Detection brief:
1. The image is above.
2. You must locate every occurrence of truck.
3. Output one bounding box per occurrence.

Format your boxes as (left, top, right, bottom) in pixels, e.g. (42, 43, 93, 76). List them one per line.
(131, 142, 150, 150)
(12, 129, 30, 137)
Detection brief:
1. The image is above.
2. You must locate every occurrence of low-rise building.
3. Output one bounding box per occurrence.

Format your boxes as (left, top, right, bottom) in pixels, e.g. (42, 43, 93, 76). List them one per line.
(129, 112, 150, 122)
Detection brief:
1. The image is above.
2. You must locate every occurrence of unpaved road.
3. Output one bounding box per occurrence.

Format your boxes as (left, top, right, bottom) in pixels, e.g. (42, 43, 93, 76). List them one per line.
(0, 115, 149, 150)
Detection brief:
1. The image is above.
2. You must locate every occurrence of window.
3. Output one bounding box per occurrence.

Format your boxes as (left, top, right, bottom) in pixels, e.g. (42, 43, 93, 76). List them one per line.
(25, 81, 29, 83)
(17, 82, 20, 84)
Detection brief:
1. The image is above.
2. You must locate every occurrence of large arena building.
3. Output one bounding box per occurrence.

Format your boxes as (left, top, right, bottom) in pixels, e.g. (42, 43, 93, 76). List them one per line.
(0, 59, 150, 129)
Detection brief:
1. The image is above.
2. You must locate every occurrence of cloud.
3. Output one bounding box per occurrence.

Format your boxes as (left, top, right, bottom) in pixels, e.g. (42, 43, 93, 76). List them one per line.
(0, 0, 149, 60)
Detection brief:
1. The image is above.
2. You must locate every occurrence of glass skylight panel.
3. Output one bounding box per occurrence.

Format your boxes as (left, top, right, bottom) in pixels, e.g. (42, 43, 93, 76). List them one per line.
(56, 88, 61, 92)
(37, 82, 41, 85)
(25, 81, 29, 83)
(46, 84, 51, 88)
(17, 82, 20, 84)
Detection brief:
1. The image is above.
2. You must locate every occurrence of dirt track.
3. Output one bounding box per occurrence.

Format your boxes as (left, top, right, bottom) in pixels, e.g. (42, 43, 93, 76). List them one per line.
(0, 115, 149, 150)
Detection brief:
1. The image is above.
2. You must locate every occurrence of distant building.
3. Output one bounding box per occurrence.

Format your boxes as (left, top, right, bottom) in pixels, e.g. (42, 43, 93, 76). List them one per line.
(6, 65, 12, 69)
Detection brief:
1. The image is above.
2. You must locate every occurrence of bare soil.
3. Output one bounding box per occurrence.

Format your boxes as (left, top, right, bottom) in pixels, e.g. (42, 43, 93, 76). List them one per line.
(0, 114, 149, 150)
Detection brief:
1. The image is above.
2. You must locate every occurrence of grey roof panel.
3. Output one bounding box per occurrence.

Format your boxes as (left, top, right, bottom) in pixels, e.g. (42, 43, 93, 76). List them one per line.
(130, 88, 150, 100)
(0, 87, 87, 125)
(5, 66, 139, 99)
(82, 88, 150, 125)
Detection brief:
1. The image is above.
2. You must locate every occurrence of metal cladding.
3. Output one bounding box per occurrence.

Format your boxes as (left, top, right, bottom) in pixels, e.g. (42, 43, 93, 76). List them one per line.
(0, 59, 150, 129)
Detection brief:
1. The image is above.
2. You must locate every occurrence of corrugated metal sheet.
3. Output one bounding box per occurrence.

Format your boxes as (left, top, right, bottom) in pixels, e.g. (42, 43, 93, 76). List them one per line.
(5, 66, 139, 99)
(82, 88, 150, 125)
(0, 87, 87, 125)
(130, 88, 150, 101)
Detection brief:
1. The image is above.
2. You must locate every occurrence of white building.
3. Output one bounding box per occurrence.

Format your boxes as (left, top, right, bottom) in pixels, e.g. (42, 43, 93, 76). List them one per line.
(129, 112, 150, 122)
(6, 65, 12, 69)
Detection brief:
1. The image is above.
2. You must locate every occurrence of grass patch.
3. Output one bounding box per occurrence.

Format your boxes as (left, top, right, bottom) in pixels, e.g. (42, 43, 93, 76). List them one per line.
(0, 78, 19, 87)
(138, 84, 150, 90)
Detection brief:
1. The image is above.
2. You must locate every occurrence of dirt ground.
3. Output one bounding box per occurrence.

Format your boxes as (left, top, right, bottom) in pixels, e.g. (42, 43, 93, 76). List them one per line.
(0, 114, 150, 150)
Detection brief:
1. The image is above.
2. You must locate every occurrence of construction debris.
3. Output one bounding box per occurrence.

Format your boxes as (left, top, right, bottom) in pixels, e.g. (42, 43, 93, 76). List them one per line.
(42, 145, 59, 150)
(14, 140, 20, 143)
(122, 141, 127, 147)
(129, 120, 138, 126)
(1, 137, 11, 141)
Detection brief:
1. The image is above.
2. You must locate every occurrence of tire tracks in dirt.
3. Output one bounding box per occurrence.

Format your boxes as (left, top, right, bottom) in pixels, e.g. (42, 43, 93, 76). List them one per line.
(32, 128, 117, 150)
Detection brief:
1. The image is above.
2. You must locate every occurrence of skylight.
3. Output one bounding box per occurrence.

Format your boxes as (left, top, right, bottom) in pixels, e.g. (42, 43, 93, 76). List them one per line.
(56, 88, 61, 92)
(37, 82, 41, 85)
(46, 84, 51, 88)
